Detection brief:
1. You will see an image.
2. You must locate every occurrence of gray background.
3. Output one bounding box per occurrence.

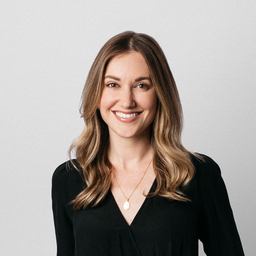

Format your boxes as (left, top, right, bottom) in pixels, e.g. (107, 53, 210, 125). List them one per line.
(1, 0, 255, 255)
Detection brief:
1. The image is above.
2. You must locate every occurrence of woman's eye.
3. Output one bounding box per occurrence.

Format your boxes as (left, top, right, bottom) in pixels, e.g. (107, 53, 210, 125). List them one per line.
(137, 83, 148, 89)
(107, 83, 117, 88)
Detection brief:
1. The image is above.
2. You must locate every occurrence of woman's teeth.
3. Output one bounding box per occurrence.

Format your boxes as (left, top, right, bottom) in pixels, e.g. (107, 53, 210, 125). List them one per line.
(115, 112, 139, 119)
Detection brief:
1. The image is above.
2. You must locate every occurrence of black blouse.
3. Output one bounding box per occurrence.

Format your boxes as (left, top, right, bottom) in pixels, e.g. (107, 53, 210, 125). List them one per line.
(52, 154, 244, 256)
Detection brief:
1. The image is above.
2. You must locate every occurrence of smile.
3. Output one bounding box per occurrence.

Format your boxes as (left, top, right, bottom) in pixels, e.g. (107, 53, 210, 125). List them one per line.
(114, 111, 141, 119)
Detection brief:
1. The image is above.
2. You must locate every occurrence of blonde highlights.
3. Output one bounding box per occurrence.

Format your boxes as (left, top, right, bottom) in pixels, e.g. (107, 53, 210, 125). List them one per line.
(69, 31, 197, 209)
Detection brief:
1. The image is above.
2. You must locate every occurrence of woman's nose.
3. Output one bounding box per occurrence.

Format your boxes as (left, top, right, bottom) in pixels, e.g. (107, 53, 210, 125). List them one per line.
(119, 88, 136, 108)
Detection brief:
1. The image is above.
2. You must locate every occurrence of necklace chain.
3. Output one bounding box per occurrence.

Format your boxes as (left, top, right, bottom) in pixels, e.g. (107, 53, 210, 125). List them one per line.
(113, 160, 152, 210)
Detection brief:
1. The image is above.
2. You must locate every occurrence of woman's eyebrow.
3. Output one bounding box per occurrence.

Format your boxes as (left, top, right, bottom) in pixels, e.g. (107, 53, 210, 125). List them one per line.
(135, 77, 151, 82)
(104, 75, 151, 82)
(104, 75, 120, 81)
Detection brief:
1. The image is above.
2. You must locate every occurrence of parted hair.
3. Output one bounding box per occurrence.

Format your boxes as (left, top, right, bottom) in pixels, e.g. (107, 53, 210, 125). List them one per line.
(69, 31, 197, 210)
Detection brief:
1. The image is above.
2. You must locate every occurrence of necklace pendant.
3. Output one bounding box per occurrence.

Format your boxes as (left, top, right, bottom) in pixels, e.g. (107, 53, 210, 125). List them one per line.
(123, 199, 130, 210)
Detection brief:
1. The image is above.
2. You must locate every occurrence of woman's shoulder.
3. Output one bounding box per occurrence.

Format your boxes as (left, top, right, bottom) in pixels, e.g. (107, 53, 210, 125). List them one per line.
(52, 159, 85, 201)
(191, 153, 220, 171)
(53, 159, 80, 177)
(190, 153, 222, 183)
(52, 160, 83, 188)
(187, 153, 228, 199)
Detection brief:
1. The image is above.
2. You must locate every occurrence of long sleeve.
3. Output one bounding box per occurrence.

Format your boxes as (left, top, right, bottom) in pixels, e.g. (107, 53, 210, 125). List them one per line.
(197, 156, 244, 255)
(52, 162, 75, 256)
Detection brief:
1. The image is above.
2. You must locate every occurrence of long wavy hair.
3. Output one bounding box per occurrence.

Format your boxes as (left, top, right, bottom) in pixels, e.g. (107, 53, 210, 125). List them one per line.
(69, 31, 197, 210)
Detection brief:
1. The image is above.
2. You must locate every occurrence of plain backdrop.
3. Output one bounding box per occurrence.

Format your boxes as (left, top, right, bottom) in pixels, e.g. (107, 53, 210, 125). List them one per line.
(1, 1, 255, 255)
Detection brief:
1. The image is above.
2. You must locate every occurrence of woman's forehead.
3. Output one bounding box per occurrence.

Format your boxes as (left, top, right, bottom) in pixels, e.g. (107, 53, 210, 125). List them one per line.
(104, 52, 150, 79)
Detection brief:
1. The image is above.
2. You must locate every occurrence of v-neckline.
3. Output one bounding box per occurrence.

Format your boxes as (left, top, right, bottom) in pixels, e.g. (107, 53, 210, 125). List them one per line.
(109, 178, 157, 227)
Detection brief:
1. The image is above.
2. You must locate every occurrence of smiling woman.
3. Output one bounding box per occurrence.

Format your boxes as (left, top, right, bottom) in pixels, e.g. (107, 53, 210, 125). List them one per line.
(52, 31, 244, 256)
(100, 52, 157, 139)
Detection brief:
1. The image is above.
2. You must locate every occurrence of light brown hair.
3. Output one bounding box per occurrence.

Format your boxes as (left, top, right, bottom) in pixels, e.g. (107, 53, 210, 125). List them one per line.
(69, 31, 197, 210)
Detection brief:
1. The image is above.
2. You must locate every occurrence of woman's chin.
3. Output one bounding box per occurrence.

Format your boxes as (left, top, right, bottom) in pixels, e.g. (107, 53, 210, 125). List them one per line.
(109, 127, 150, 140)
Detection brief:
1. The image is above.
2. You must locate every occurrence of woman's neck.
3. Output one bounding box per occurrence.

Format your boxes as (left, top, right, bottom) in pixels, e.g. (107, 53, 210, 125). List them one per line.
(108, 134, 153, 171)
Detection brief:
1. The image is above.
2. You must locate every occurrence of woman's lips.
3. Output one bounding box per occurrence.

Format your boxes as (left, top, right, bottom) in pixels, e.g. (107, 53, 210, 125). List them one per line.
(112, 111, 142, 122)
(114, 111, 140, 118)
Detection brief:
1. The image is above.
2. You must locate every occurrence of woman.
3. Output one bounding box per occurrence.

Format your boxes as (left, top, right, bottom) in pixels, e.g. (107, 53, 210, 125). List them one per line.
(52, 31, 244, 255)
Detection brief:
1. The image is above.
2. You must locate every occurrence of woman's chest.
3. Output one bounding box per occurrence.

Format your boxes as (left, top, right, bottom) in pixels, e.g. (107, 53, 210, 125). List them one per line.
(71, 191, 199, 252)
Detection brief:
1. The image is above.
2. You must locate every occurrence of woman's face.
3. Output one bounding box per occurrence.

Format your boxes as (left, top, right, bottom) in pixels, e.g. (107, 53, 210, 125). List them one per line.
(99, 51, 157, 140)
